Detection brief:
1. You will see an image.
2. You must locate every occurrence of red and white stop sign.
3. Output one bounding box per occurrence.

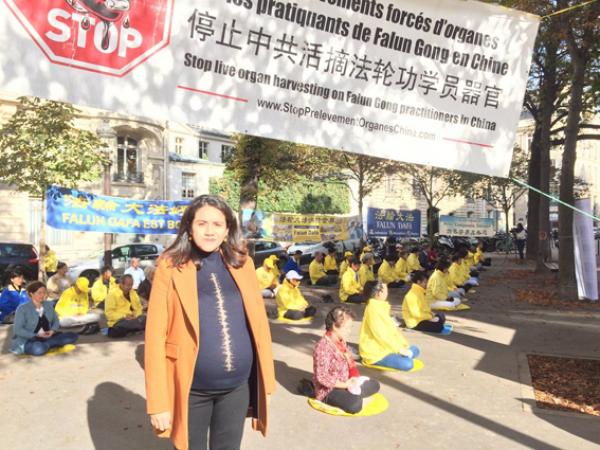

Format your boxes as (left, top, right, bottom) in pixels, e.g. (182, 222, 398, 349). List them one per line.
(5, 0, 174, 77)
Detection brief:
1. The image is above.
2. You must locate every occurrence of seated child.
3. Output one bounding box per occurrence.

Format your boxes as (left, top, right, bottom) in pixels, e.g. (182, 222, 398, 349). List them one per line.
(402, 271, 446, 333)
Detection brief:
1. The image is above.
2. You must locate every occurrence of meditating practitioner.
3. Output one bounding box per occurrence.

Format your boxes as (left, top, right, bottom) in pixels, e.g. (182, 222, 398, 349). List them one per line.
(275, 270, 316, 320)
(46, 262, 73, 301)
(324, 247, 339, 275)
(426, 260, 462, 310)
(358, 253, 375, 289)
(309, 252, 336, 286)
(339, 257, 364, 304)
(0, 267, 29, 324)
(448, 253, 476, 293)
(283, 250, 303, 277)
(105, 274, 146, 338)
(377, 253, 404, 288)
(402, 271, 446, 333)
(55, 277, 102, 334)
(256, 257, 279, 298)
(338, 251, 354, 279)
(10, 281, 78, 356)
(394, 250, 410, 283)
(360, 281, 420, 370)
(91, 265, 116, 309)
(407, 247, 424, 273)
(268, 254, 281, 280)
(313, 306, 380, 414)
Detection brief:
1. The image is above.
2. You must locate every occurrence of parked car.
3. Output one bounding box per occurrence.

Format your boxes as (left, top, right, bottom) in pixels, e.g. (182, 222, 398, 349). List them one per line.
(287, 239, 362, 264)
(247, 239, 287, 266)
(68, 243, 164, 284)
(0, 242, 39, 284)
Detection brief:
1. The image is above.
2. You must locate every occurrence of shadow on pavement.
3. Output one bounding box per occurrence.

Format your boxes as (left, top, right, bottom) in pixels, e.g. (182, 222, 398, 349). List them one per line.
(87, 382, 170, 450)
(274, 359, 312, 396)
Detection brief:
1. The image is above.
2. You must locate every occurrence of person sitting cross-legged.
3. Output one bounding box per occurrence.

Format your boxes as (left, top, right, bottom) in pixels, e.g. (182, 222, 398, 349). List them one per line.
(358, 253, 376, 289)
(377, 253, 404, 288)
(275, 270, 316, 320)
(10, 281, 78, 356)
(283, 250, 304, 278)
(338, 251, 354, 280)
(55, 277, 102, 334)
(309, 252, 337, 286)
(91, 265, 116, 310)
(256, 258, 279, 298)
(402, 271, 446, 333)
(407, 248, 424, 274)
(426, 259, 462, 310)
(324, 248, 339, 276)
(394, 250, 411, 283)
(360, 280, 420, 370)
(105, 274, 146, 338)
(339, 257, 364, 304)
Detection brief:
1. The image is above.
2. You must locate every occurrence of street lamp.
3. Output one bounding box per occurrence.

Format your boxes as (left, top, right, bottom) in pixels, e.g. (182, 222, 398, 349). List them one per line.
(97, 119, 116, 268)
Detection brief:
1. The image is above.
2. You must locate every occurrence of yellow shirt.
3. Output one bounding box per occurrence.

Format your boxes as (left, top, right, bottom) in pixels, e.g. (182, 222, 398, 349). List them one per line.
(402, 284, 433, 328)
(407, 253, 423, 272)
(43, 250, 58, 272)
(378, 260, 397, 284)
(339, 268, 362, 302)
(339, 260, 349, 279)
(324, 255, 338, 272)
(275, 280, 308, 315)
(444, 272, 458, 291)
(360, 299, 410, 364)
(105, 287, 143, 327)
(426, 269, 450, 302)
(55, 286, 89, 318)
(256, 267, 277, 290)
(271, 264, 281, 280)
(309, 259, 326, 285)
(474, 249, 484, 264)
(394, 258, 409, 281)
(91, 277, 117, 307)
(449, 261, 469, 287)
(358, 263, 375, 288)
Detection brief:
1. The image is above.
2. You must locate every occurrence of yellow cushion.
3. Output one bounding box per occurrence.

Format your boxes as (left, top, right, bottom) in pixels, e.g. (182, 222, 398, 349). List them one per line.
(308, 393, 388, 416)
(19, 344, 76, 358)
(277, 311, 313, 324)
(433, 303, 471, 311)
(362, 358, 425, 373)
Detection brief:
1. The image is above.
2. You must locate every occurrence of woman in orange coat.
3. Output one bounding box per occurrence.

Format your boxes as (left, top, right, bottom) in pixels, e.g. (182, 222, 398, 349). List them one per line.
(145, 195, 276, 450)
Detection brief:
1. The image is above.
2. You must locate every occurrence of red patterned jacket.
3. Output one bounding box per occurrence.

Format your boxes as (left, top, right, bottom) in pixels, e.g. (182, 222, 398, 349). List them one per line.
(313, 335, 351, 400)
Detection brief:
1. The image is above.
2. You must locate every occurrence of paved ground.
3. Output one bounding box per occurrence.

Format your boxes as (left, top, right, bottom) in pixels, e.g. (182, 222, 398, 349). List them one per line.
(1, 255, 599, 450)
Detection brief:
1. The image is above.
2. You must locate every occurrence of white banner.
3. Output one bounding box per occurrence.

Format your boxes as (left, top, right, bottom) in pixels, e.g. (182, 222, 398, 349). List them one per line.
(439, 215, 494, 237)
(573, 198, 598, 301)
(0, 0, 539, 177)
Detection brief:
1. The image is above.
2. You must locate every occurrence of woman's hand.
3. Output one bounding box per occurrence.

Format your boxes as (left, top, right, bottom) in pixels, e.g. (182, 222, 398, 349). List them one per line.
(150, 411, 172, 432)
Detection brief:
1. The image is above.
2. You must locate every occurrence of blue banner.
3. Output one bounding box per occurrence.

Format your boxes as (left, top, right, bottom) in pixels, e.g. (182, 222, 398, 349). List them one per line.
(367, 208, 421, 238)
(46, 186, 190, 235)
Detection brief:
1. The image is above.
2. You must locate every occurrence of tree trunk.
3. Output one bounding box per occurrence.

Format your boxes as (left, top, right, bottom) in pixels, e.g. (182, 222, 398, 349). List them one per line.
(535, 29, 560, 272)
(559, 35, 586, 299)
(526, 124, 541, 259)
(504, 207, 511, 235)
(38, 192, 46, 281)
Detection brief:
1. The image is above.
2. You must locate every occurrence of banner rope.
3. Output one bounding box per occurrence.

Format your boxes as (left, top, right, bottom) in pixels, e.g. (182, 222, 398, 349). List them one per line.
(541, 0, 599, 19)
(511, 177, 600, 222)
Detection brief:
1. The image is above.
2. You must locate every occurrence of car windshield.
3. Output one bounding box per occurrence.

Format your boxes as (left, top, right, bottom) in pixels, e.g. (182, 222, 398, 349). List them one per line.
(0, 244, 34, 258)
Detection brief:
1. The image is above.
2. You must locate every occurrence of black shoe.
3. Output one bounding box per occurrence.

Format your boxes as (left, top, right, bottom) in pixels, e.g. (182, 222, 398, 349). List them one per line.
(80, 323, 100, 335)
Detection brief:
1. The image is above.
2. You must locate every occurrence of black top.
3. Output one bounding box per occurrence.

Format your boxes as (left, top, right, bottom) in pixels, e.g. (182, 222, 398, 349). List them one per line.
(33, 313, 50, 334)
(191, 250, 254, 391)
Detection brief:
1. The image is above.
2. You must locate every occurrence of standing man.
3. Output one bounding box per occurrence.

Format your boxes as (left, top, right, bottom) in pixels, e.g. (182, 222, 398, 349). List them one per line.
(124, 257, 145, 290)
(105, 274, 146, 338)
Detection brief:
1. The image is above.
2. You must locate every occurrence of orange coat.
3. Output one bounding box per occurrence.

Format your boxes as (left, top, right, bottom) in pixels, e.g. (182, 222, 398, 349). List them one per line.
(144, 256, 276, 450)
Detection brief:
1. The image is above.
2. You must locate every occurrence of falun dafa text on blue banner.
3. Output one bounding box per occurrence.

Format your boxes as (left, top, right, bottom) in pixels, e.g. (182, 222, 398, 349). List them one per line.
(367, 208, 421, 238)
(46, 186, 190, 235)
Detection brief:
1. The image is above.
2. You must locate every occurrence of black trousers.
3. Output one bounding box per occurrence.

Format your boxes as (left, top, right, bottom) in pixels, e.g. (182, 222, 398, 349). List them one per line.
(323, 379, 380, 414)
(345, 294, 364, 304)
(414, 313, 446, 333)
(387, 280, 405, 288)
(187, 382, 250, 450)
(315, 275, 337, 286)
(284, 306, 316, 320)
(516, 240, 525, 259)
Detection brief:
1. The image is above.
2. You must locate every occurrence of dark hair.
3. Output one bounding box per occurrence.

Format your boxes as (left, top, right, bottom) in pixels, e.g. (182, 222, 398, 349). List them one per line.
(328, 247, 336, 254)
(26, 281, 46, 296)
(435, 258, 451, 271)
(325, 306, 356, 331)
(101, 265, 113, 274)
(385, 251, 398, 263)
(363, 280, 386, 300)
(120, 274, 134, 284)
(410, 247, 419, 253)
(411, 271, 428, 284)
(162, 195, 247, 269)
(457, 248, 468, 259)
(7, 267, 24, 280)
(451, 253, 462, 262)
(57, 261, 67, 271)
(294, 250, 303, 255)
(349, 256, 360, 266)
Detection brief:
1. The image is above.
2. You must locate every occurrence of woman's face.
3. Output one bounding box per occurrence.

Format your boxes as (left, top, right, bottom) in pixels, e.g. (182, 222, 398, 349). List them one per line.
(11, 275, 24, 287)
(30, 287, 46, 303)
(58, 265, 68, 276)
(334, 316, 353, 341)
(191, 205, 229, 253)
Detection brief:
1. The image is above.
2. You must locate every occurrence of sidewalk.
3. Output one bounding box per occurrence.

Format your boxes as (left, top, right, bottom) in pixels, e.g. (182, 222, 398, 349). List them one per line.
(1, 255, 598, 449)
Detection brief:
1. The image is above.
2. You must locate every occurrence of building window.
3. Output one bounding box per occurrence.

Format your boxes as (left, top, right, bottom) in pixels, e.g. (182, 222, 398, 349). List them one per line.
(199, 140, 208, 159)
(385, 177, 397, 194)
(175, 137, 184, 155)
(182, 173, 195, 199)
(116, 136, 143, 183)
(412, 177, 422, 198)
(221, 144, 234, 163)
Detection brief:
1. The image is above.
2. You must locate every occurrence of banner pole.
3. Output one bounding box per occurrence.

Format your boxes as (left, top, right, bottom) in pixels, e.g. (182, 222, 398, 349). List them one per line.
(511, 178, 600, 223)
